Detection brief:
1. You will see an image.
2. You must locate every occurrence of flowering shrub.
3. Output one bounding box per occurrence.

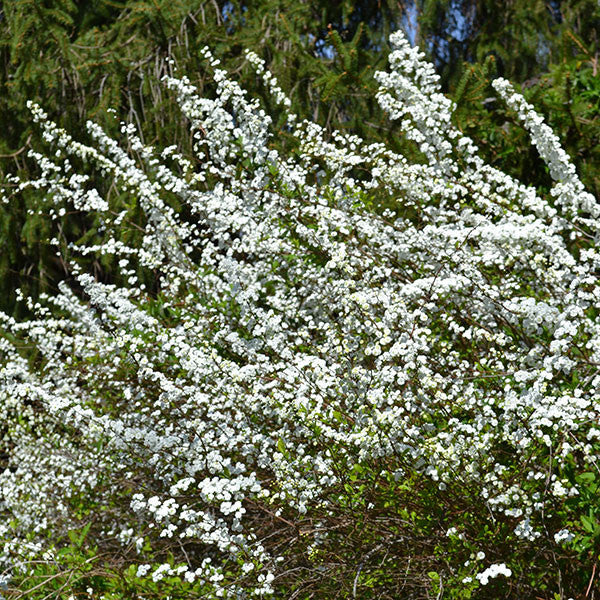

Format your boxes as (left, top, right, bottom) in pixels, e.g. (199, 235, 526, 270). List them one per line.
(1, 30, 599, 598)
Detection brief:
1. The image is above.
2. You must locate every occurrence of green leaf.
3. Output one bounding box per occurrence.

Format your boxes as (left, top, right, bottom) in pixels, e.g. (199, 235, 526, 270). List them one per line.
(277, 438, 286, 454)
(581, 514, 596, 533)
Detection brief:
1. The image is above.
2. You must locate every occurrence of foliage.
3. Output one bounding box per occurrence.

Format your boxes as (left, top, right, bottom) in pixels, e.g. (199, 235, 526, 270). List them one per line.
(415, 0, 600, 86)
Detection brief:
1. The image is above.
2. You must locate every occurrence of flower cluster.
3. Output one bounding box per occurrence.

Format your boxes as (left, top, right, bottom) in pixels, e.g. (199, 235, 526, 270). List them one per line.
(475, 562, 512, 586)
(1, 28, 598, 597)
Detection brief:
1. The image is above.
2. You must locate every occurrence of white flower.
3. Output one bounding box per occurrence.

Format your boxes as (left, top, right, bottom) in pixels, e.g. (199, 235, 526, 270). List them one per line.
(554, 529, 575, 543)
(476, 563, 513, 586)
(136, 564, 151, 578)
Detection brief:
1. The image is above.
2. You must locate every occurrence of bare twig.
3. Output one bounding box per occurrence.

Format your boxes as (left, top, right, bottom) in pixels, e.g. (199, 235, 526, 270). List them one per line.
(586, 563, 597, 597)
(0, 134, 32, 158)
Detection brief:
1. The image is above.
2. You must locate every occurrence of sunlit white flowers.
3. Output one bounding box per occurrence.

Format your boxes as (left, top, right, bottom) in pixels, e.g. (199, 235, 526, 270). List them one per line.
(0, 27, 598, 598)
(475, 563, 512, 586)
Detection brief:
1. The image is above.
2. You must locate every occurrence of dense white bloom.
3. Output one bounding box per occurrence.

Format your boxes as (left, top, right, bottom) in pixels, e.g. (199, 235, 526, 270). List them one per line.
(0, 27, 597, 597)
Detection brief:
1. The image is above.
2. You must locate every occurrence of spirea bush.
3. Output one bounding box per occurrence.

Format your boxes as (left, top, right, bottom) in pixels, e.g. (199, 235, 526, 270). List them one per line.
(1, 31, 600, 598)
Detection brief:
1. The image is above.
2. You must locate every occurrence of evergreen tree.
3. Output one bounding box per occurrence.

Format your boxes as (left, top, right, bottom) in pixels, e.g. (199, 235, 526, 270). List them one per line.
(415, 0, 600, 87)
